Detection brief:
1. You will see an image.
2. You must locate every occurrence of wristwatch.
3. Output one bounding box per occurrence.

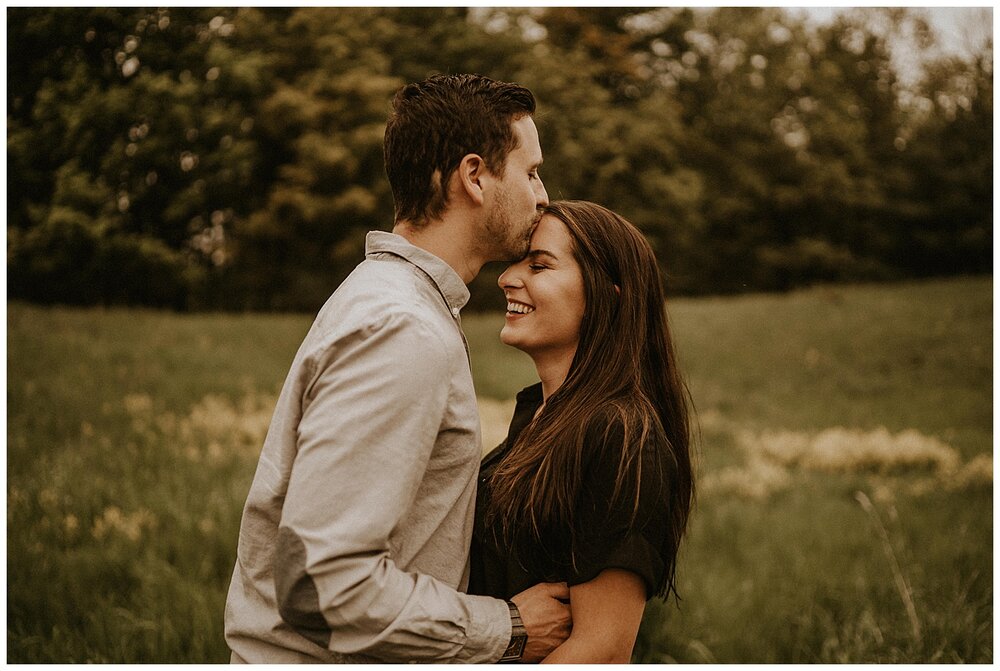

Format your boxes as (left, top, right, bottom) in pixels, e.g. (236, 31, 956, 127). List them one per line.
(499, 600, 528, 662)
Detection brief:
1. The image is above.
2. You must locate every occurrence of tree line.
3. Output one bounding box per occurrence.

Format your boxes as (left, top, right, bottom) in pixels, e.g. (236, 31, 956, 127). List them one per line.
(7, 7, 992, 311)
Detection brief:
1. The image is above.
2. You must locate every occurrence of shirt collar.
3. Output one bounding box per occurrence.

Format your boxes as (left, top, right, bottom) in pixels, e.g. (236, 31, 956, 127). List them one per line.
(515, 382, 544, 406)
(365, 231, 471, 314)
(481, 382, 543, 468)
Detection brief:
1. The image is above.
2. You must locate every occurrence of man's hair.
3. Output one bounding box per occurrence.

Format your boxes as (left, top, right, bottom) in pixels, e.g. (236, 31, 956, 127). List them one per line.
(383, 73, 536, 226)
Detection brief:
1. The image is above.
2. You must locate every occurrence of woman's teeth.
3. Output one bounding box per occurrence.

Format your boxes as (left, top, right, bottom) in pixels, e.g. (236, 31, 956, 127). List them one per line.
(507, 302, 534, 314)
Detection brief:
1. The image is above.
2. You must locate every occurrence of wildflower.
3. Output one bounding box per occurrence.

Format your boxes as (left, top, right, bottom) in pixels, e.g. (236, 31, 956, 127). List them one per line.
(91, 505, 157, 542)
(123, 393, 153, 415)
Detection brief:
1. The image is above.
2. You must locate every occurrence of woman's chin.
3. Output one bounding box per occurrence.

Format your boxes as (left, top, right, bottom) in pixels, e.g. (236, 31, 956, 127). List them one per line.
(499, 329, 526, 352)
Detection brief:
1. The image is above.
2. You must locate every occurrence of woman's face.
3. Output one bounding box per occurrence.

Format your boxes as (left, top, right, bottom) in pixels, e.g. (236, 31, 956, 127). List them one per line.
(498, 215, 586, 360)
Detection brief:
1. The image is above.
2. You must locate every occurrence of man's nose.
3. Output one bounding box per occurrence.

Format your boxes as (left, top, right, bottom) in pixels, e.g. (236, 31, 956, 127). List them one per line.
(535, 179, 549, 207)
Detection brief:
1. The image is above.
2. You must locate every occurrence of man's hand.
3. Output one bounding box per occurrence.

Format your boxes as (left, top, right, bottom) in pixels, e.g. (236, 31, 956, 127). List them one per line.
(511, 582, 572, 662)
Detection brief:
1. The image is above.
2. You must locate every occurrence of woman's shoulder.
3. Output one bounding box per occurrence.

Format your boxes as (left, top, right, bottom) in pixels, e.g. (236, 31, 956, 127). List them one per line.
(570, 400, 674, 598)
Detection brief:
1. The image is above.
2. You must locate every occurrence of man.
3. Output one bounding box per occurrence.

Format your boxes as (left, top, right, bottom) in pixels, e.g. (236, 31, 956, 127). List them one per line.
(224, 74, 571, 663)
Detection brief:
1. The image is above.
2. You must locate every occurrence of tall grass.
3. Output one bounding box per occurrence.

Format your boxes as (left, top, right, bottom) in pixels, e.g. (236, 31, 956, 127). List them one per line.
(7, 276, 992, 662)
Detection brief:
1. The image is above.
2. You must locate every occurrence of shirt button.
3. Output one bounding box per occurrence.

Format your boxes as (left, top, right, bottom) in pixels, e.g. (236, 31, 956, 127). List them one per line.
(451, 307, 460, 317)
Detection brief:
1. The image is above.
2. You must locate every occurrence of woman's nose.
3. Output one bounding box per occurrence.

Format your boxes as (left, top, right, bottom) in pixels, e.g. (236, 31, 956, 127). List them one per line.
(498, 266, 523, 289)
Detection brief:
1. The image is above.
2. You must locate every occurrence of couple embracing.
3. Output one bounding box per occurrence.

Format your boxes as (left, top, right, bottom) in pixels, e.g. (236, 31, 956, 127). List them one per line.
(224, 74, 694, 664)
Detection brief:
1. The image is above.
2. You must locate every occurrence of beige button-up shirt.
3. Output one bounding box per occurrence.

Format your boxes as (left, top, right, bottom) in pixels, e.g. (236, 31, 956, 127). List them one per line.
(224, 231, 510, 663)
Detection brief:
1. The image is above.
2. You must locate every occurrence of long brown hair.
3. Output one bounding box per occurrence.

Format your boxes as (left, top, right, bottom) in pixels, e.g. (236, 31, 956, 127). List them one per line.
(486, 200, 694, 600)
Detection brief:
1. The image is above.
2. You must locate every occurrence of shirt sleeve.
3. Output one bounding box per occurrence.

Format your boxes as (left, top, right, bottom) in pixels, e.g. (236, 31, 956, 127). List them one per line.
(272, 311, 510, 662)
(564, 415, 669, 599)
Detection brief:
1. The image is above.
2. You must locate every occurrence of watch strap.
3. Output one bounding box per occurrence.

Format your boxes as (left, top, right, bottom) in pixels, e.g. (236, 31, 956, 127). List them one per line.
(499, 600, 528, 662)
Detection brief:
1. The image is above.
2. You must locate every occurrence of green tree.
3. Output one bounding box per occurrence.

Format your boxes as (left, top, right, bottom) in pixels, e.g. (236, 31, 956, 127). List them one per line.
(898, 45, 993, 275)
(8, 8, 272, 307)
(6, 7, 992, 309)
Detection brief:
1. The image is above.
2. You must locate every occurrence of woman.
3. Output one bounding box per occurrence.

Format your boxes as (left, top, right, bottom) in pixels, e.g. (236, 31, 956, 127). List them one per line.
(469, 200, 694, 663)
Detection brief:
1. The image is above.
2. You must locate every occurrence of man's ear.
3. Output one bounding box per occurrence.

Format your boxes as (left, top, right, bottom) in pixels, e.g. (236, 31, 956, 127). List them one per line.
(455, 153, 488, 206)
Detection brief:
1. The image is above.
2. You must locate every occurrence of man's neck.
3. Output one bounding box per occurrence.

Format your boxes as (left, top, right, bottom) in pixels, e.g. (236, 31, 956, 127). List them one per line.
(393, 218, 486, 284)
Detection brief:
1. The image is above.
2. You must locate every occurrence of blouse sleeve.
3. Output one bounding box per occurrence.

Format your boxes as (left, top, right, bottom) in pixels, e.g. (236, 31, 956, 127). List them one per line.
(564, 415, 670, 599)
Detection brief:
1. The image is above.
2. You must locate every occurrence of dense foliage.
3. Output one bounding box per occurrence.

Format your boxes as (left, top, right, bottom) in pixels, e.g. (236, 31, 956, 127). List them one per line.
(7, 8, 992, 310)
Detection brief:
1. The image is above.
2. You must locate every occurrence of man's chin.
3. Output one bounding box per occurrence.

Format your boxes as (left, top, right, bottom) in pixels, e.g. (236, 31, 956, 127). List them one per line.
(513, 239, 531, 259)
(513, 223, 537, 256)
(498, 237, 531, 262)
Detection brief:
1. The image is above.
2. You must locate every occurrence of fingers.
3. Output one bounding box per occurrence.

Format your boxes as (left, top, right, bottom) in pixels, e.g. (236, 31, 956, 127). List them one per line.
(544, 581, 570, 600)
(513, 580, 569, 601)
(534, 581, 568, 596)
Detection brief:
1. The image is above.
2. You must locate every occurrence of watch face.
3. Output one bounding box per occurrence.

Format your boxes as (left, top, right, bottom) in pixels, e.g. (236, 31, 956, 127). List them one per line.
(501, 635, 527, 661)
(503, 601, 528, 661)
(513, 636, 527, 654)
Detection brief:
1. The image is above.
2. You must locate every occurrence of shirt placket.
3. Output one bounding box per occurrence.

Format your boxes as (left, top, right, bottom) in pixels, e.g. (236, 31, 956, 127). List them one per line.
(450, 305, 471, 366)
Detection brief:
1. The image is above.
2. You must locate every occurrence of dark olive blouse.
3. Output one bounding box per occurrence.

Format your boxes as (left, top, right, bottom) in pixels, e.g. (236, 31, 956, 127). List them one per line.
(468, 383, 671, 601)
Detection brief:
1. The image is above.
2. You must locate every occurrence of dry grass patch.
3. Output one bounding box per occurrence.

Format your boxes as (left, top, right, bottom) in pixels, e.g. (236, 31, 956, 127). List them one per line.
(702, 423, 988, 500)
(123, 391, 275, 464)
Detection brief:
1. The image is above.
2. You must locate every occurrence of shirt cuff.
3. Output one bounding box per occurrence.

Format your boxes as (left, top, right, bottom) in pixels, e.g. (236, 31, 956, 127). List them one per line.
(455, 594, 512, 663)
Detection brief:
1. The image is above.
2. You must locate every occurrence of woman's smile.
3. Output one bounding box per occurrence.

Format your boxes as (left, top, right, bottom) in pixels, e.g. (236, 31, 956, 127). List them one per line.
(505, 300, 535, 317)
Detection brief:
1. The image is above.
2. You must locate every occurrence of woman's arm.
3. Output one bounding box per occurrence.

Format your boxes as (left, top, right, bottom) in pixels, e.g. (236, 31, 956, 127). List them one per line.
(540, 568, 647, 664)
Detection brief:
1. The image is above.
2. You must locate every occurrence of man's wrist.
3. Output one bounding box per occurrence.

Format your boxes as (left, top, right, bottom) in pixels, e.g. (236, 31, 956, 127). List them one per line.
(498, 601, 528, 662)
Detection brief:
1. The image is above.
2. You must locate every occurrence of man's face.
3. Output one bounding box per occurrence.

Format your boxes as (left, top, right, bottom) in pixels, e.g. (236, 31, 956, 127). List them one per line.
(482, 116, 549, 262)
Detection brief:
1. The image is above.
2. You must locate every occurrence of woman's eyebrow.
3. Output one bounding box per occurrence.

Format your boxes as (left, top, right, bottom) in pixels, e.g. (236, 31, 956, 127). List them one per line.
(526, 249, 559, 262)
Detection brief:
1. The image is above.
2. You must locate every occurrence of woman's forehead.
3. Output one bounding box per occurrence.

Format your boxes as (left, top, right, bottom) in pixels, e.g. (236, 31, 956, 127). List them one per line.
(529, 215, 573, 251)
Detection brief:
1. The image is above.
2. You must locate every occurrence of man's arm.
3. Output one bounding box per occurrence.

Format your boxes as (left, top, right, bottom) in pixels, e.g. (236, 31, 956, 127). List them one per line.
(273, 312, 509, 662)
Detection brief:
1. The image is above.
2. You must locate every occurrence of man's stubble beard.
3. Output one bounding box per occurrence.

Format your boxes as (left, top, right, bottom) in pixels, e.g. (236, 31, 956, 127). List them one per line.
(480, 185, 538, 262)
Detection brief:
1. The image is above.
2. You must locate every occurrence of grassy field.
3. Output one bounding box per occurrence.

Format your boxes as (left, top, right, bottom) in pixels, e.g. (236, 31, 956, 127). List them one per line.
(7, 276, 992, 662)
